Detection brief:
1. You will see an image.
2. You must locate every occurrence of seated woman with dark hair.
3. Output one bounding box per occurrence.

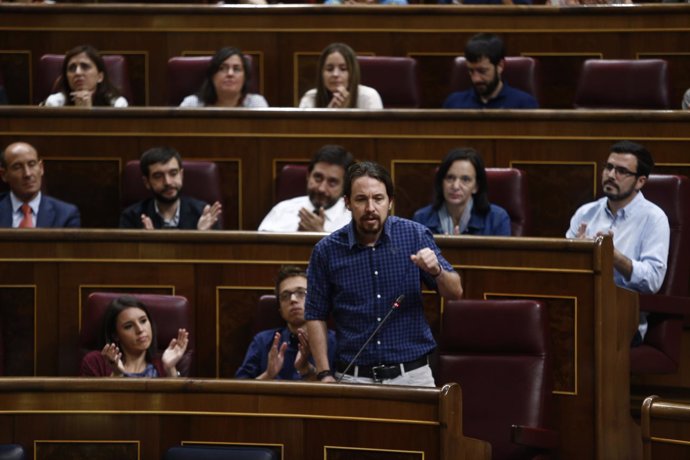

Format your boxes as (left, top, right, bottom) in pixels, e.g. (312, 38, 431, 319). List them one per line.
(80, 296, 189, 377)
(299, 42, 382, 109)
(43, 44, 128, 108)
(413, 147, 511, 236)
(180, 47, 268, 108)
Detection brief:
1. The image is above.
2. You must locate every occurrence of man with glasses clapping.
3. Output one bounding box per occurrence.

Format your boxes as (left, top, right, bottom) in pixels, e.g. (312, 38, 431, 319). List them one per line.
(235, 265, 336, 380)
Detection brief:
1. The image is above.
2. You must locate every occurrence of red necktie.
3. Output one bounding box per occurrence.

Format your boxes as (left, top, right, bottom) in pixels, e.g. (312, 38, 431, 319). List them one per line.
(19, 203, 33, 228)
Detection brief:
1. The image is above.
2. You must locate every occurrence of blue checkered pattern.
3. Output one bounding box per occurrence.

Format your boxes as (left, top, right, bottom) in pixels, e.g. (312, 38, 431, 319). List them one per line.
(306, 216, 455, 365)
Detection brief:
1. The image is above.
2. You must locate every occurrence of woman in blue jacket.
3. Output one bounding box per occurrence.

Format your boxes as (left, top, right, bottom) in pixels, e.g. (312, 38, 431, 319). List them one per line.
(413, 147, 511, 236)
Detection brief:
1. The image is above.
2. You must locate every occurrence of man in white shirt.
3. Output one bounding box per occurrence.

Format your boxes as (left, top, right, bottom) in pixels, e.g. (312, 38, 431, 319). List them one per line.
(259, 145, 354, 233)
(566, 140, 669, 345)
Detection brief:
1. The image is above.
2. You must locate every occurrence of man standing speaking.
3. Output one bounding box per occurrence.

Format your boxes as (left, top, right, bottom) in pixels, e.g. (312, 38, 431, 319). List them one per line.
(306, 161, 462, 387)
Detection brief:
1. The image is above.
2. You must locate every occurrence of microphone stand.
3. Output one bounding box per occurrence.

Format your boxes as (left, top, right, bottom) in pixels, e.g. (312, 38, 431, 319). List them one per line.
(336, 295, 404, 383)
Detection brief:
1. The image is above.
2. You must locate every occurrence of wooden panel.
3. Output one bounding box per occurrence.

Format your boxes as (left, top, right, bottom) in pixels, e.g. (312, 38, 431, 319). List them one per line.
(4, 108, 690, 233)
(0, 287, 34, 376)
(0, 230, 639, 459)
(3, 4, 690, 108)
(0, 51, 30, 105)
(0, 378, 484, 460)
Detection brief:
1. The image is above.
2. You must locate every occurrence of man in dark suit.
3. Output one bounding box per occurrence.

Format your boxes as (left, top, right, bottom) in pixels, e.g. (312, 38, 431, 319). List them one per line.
(0, 142, 80, 228)
(119, 146, 221, 230)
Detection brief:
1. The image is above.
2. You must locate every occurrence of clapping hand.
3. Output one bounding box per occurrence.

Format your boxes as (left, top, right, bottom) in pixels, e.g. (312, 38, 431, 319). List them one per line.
(162, 328, 189, 377)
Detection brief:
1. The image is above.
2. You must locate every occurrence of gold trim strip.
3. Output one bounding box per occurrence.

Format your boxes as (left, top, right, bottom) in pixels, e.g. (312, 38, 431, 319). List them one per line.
(0, 258, 593, 274)
(650, 436, 690, 447)
(6, 132, 690, 142)
(3, 26, 690, 34)
(0, 409, 439, 425)
(325, 444, 425, 455)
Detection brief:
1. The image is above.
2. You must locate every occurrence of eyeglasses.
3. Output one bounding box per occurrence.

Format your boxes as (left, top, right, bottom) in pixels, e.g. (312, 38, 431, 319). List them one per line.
(279, 288, 307, 302)
(444, 174, 475, 185)
(604, 163, 638, 178)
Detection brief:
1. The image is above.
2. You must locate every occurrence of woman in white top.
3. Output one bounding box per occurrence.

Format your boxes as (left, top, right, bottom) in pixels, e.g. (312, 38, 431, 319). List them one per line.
(180, 47, 268, 108)
(299, 42, 383, 109)
(43, 45, 128, 108)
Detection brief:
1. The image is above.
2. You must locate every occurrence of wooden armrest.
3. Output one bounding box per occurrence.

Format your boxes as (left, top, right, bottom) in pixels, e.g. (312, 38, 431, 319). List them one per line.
(639, 294, 690, 317)
(511, 424, 559, 449)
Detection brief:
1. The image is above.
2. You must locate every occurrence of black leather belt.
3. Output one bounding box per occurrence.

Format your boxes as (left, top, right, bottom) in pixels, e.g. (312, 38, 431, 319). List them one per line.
(336, 355, 429, 382)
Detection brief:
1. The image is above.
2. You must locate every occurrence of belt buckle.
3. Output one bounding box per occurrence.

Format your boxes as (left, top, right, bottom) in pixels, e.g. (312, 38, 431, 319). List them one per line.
(371, 365, 386, 383)
(371, 364, 394, 383)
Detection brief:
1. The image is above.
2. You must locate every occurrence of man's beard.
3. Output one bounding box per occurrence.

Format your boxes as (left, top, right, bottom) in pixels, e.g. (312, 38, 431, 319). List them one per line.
(602, 180, 634, 202)
(474, 73, 501, 98)
(308, 190, 338, 210)
(153, 187, 180, 204)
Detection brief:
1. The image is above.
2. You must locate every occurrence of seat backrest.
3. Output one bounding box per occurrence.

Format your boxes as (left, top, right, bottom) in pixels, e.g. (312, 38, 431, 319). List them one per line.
(486, 168, 532, 236)
(275, 164, 308, 203)
(167, 55, 259, 106)
(641, 175, 690, 297)
(253, 295, 284, 335)
(449, 56, 541, 103)
(357, 56, 421, 108)
(78, 292, 194, 376)
(164, 445, 278, 460)
(573, 59, 670, 109)
(36, 54, 133, 105)
(436, 299, 553, 460)
(121, 160, 225, 229)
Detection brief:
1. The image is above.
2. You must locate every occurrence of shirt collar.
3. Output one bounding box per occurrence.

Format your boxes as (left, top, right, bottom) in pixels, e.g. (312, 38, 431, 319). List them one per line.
(154, 199, 181, 228)
(10, 191, 41, 215)
(606, 190, 645, 219)
(322, 197, 346, 222)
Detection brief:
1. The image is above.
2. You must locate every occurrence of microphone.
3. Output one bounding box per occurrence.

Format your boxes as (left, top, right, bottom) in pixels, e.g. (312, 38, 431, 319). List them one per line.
(336, 294, 404, 383)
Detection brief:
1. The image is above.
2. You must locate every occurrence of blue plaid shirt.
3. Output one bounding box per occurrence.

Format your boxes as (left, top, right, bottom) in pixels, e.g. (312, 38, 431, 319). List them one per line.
(305, 216, 455, 366)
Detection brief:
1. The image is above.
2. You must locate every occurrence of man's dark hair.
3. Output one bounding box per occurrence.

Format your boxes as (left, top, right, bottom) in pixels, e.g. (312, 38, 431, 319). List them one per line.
(610, 140, 654, 177)
(274, 265, 307, 297)
(308, 144, 354, 174)
(139, 146, 183, 177)
(465, 33, 506, 66)
(433, 147, 490, 215)
(344, 161, 395, 200)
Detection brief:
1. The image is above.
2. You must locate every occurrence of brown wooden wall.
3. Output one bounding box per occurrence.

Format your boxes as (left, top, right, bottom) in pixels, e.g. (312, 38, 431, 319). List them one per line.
(2, 108, 690, 236)
(1, 4, 690, 108)
(0, 230, 639, 459)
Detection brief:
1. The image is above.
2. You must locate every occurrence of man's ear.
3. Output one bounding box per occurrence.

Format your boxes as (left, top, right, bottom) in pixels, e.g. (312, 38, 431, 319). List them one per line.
(635, 175, 648, 192)
(0, 167, 6, 184)
(344, 195, 351, 210)
(142, 175, 151, 191)
(496, 59, 506, 78)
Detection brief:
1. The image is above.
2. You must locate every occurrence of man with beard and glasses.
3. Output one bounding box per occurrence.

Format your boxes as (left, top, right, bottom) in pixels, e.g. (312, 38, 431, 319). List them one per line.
(566, 141, 669, 346)
(119, 146, 222, 230)
(443, 33, 538, 109)
(258, 144, 354, 233)
(305, 161, 463, 387)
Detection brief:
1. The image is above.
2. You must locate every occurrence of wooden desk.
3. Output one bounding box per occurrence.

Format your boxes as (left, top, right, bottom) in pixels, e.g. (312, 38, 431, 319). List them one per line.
(0, 378, 489, 460)
(0, 230, 640, 459)
(641, 395, 690, 460)
(1, 3, 690, 108)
